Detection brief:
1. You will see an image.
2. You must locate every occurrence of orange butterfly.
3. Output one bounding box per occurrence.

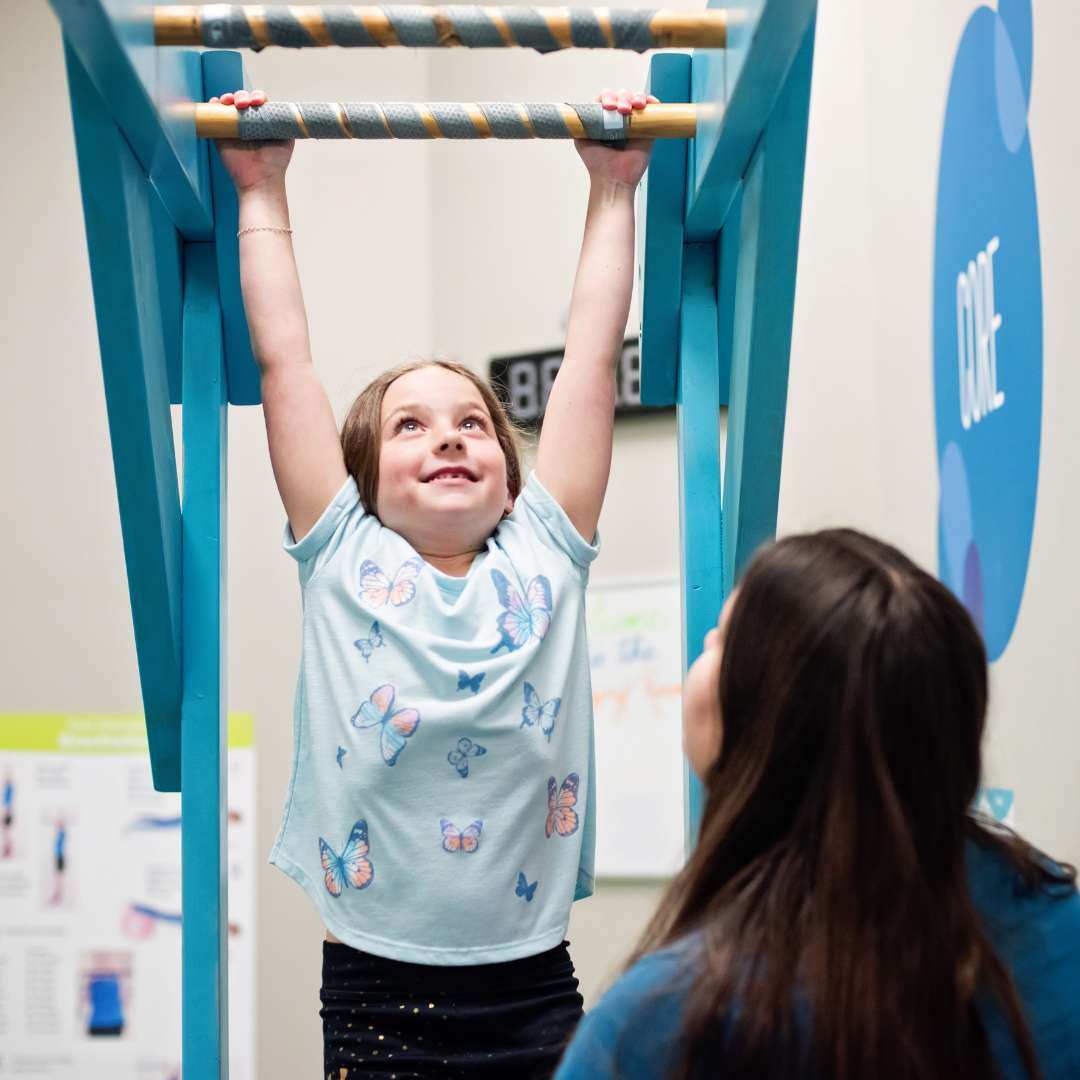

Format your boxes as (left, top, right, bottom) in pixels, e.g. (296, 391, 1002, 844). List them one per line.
(545, 773, 580, 839)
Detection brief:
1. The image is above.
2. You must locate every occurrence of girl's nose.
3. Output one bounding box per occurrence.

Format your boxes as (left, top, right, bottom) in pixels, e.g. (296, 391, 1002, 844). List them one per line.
(439, 434, 465, 451)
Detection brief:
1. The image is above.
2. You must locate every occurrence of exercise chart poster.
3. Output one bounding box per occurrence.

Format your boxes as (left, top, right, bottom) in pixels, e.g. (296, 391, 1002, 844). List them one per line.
(0, 714, 255, 1079)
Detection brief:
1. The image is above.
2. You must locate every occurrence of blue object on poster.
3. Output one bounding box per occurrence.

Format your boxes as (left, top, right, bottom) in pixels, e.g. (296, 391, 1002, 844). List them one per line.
(932, 0, 1042, 661)
(87, 972, 124, 1035)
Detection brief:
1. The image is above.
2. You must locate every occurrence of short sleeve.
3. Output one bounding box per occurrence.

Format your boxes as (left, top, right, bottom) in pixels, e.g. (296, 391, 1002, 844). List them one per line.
(514, 471, 600, 576)
(283, 476, 366, 588)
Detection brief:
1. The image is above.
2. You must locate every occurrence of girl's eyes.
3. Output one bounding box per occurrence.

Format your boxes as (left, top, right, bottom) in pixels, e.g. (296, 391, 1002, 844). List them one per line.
(393, 414, 487, 433)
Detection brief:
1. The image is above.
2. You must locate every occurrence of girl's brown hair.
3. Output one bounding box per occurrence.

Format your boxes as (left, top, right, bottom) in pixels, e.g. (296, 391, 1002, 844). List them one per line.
(340, 359, 524, 517)
(634, 528, 1073, 1079)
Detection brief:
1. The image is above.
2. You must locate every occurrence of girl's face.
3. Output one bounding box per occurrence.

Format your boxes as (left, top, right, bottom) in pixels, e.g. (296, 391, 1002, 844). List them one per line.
(682, 591, 736, 779)
(376, 367, 514, 552)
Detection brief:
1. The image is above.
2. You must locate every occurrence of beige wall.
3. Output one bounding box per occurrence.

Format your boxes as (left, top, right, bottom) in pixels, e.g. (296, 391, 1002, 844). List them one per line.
(4, 0, 1079, 1077)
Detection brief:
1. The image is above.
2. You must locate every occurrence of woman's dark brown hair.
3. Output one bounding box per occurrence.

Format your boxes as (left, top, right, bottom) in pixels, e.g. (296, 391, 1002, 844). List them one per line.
(340, 359, 525, 517)
(635, 529, 1073, 1079)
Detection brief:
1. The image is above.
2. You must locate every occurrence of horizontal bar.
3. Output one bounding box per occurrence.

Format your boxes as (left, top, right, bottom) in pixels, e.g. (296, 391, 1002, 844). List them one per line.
(156, 5, 728, 51)
(193, 101, 700, 140)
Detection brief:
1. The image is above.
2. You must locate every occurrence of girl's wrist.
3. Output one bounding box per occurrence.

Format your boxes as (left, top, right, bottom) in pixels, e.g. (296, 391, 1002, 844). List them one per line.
(237, 177, 289, 203)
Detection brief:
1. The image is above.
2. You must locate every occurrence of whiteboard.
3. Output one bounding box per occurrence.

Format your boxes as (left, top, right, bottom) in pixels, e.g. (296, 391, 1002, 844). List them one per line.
(587, 580, 685, 879)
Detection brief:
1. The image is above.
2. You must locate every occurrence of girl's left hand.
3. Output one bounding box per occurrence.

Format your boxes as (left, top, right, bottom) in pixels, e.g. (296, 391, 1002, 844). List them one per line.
(575, 89, 660, 188)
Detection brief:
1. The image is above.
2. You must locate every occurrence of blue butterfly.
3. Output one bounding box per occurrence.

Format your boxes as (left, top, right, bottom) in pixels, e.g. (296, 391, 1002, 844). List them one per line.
(447, 736, 487, 778)
(521, 682, 562, 741)
(351, 684, 421, 767)
(489, 570, 553, 654)
(354, 621, 385, 663)
(318, 820, 374, 897)
(457, 670, 485, 695)
(515, 871, 538, 903)
(336, 746, 347, 769)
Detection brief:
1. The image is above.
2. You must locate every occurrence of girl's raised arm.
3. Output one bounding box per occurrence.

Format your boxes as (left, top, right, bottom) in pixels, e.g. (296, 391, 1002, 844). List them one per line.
(216, 91, 348, 542)
(534, 90, 656, 543)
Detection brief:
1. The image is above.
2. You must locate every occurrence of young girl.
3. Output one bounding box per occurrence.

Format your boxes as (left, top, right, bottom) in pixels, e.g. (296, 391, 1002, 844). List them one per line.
(556, 530, 1080, 1079)
(214, 87, 658, 1077)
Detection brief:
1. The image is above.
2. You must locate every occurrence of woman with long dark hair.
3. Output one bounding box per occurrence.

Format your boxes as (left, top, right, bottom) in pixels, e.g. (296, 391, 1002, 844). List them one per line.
(557, 530, 1080, 1079)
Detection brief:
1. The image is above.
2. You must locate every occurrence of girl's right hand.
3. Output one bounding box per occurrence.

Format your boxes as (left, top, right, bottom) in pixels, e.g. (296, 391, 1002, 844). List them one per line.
(209, 90, 294, 193)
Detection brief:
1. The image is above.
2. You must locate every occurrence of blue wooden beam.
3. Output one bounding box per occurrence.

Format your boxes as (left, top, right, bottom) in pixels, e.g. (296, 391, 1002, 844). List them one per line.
(202, 52, 263, 407)
(64, 41, 183, 793)
(677, 242, 725, 845)
(638, 53, 691, 408)
(685, 0, 816, 241)
(722, 21, 816, 586)
(51, 0, 213, 238)
(181, 243, 230, 1080)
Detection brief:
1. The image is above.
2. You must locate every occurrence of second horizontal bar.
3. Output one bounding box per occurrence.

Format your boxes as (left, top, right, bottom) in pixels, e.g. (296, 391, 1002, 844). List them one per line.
(193, 102, 701, 140)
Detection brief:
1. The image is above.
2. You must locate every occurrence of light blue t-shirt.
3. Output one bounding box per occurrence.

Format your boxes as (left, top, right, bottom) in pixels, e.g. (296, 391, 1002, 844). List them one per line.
(270, 471, 599, 965)
(556, 840, 1080, 1078)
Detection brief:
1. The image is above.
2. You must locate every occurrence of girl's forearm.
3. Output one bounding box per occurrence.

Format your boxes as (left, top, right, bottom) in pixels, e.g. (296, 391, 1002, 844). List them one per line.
(237, 182, 313, 373)
(563, 179, 637, 370)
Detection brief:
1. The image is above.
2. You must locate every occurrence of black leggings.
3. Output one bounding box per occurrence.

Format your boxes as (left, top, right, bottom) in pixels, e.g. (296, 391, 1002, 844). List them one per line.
(320, 939, 585, 1079)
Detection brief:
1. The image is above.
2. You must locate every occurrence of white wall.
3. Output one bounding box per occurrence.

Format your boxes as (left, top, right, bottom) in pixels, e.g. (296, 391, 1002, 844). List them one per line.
(4, 0, 1079, 1077)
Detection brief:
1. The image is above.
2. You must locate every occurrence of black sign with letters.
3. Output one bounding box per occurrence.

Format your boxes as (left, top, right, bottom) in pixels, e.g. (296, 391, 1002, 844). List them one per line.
(488, 339, 672, 429)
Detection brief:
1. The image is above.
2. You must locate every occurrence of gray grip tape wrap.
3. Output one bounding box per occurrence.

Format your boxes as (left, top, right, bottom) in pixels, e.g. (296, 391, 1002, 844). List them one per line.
(263, 8, 317, 46)
(430, 104, 481, 139)
(443, 7, 505, 47)
(382, 103, 430, 138)
(237, 102, 302, 140)
(610, 10, 659, 51)
(385, 6, 441, 46)
(323, 10, 379, 46)
(342, 104, 394, 138)
(571, 104, 626, 142)
(479, 104, 531, 139)
(502, 9, 561, 52)
(524, 104, 572, 139)
(202, 6, 257, 47)
(295, 103, 348, 138)
(568, 10, 606, 48)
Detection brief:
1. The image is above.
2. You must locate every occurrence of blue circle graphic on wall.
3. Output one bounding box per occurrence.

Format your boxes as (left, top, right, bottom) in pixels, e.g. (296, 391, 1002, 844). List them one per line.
(933, 0, 1041, 661)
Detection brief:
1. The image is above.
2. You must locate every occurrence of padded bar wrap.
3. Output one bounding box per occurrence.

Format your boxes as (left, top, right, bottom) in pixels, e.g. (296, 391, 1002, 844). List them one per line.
(430, 103, 481, 138)
(386, 7, 442, 46)
(198, 6, 661, 52)
(571, 103, 626, 141)
(231, 102, 633, 139)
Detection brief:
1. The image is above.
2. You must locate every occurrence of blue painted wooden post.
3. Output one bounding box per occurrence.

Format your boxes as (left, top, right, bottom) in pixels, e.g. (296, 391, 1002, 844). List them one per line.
(677, 243, 725, 843)
(63, 40, 184, 793)
(181, 243, 230, 1079)
(202, 51, 262, 406)
(722, 24, 816, 587)
(640, 0, 818, 849)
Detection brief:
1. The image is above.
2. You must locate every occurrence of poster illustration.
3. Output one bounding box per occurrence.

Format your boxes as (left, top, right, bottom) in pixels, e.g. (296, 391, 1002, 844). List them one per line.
(0, 714, 255, 1079)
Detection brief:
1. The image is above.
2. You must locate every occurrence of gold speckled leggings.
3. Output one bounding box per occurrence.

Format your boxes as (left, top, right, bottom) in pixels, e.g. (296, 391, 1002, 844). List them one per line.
(320, 940, 585, 1079)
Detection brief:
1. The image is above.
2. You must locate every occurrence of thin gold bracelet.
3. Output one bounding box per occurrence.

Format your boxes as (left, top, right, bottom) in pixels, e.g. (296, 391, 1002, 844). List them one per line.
(237, 225, 293, 238)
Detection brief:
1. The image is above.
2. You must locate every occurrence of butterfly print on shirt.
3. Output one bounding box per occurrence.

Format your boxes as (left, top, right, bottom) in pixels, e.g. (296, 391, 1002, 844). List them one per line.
(358, 558, 423, 608)
(457, 670, 485, 695)
(354, 620, 385, 663)
(351, 684, 421, 766)
(440, 818, 483, 854)
(515, 871, 538, 902)
(319, 820, 374, 896)
(546, 773, 580, 838)
(447, 737, 487, 779)
(489, 570, 553, 654)
(521, 682, 562, 741)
